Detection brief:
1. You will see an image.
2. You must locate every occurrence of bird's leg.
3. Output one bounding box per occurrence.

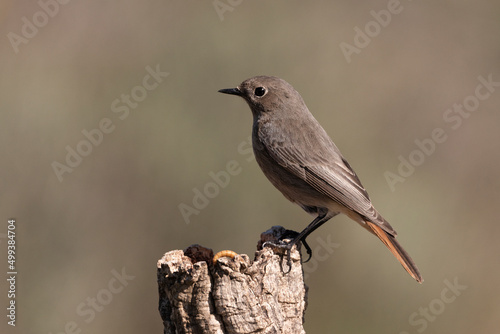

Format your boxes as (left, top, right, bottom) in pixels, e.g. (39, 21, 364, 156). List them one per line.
(263, 213, 331, 271)
(288, 213, 330, 263)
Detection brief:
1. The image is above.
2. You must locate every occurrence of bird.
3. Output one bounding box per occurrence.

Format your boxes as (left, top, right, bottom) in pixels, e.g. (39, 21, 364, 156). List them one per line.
(218, 76, 423, 283)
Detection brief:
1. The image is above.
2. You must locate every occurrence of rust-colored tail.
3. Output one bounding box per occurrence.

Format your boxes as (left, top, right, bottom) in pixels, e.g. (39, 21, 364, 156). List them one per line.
(366, 221, 423, 283)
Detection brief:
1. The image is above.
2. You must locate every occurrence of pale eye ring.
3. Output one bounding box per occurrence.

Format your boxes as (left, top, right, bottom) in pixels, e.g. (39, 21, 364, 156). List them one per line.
(254, 87, 266, 97)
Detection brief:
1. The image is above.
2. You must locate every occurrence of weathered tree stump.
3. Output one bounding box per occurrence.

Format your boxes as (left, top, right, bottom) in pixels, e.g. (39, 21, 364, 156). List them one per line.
(157, 226, 308, 334)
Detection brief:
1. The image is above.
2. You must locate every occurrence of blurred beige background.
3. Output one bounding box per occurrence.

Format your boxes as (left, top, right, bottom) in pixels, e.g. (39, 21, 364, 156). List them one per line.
(1, 1, 499, 333)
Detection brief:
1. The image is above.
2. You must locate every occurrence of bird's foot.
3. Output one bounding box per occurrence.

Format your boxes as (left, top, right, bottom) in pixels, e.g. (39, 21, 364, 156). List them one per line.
(262, 229, 313, 272)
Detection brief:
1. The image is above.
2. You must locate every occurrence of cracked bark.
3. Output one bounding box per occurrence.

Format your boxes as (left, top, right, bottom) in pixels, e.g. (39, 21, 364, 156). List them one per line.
(157, 226, 308, 334)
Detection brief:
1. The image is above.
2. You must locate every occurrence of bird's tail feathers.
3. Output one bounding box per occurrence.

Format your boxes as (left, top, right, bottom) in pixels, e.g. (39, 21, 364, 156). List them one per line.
(366, 221, 423, 283)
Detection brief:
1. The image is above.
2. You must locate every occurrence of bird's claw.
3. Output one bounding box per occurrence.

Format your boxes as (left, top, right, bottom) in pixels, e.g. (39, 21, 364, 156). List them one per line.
(262, 235, 313, 272)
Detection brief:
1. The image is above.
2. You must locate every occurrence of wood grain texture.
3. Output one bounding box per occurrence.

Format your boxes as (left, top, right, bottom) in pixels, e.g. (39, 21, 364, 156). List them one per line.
(157, 226, 308, 334)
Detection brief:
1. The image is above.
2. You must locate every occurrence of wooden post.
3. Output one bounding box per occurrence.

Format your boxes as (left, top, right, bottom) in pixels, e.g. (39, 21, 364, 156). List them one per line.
(157, 226, 308, 334)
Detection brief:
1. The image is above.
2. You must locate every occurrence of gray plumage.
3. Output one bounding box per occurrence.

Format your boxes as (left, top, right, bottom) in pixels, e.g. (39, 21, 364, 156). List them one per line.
(219, 76, 422, 283)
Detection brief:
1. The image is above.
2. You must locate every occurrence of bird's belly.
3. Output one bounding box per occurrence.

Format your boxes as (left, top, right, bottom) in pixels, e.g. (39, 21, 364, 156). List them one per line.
(254, 147, 334, 213)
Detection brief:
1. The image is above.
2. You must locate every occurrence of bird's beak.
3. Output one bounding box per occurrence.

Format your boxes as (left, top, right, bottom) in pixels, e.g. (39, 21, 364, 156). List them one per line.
(218, 87, 243, 96)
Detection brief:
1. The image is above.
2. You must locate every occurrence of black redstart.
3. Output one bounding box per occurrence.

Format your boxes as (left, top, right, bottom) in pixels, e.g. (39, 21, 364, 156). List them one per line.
(218, 76, 423, 283)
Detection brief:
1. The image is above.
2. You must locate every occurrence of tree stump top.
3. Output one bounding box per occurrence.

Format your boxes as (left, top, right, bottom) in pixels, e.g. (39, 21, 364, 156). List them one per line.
(157, 226, 308, 334)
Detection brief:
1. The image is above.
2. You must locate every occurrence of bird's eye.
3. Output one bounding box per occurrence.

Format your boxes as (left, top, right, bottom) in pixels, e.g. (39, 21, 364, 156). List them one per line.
(254, 87, 266, 97)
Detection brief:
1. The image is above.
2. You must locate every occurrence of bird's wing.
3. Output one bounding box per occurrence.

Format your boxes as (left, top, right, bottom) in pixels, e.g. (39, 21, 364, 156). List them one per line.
(259, 118, 396, 235)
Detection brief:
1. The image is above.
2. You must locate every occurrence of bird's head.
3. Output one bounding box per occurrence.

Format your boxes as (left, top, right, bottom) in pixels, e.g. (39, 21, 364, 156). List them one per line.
(218, 76, 306, 117)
